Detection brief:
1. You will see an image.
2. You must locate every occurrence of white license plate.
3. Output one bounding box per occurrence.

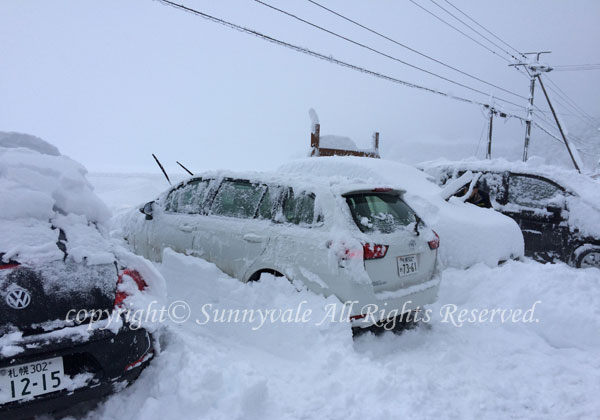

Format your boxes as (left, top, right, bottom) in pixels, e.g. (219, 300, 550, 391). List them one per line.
(397, 255, 418, 277)
(0, 357, 65, 404)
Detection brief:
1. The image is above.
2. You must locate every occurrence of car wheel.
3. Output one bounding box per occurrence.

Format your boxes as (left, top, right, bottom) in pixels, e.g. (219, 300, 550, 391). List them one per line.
(575, 247, 600, 269)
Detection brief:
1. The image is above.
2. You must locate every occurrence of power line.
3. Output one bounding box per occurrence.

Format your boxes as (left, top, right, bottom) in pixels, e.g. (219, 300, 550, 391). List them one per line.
(254, 0, 526, 108)
(407, 0, 512, 63)
(156, 0, 525, 113)
(304, 0, 526, 100)
(428, 0, 522, 62)
(442, 0, 526, 60)
(543, 76, 597, 126)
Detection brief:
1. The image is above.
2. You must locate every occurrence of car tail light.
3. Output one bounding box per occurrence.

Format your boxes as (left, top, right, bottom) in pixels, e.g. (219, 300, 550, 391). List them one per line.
(363, 243, 388, 260)
(114, 269, 147, 307)
(428, 231, 440, 250)
(0, 263, 19, 270)
(350, 314, 366, 321)
(124, 351, 154, 372)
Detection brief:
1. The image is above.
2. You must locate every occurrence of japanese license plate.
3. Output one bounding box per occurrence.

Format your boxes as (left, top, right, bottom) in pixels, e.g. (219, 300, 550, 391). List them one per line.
(397, 255, 418, 277)
(0, 357, 65, 404)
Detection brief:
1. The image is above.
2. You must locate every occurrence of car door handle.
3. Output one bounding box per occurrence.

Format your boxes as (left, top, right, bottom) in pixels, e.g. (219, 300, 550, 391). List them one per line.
(179, 224, 194, 232)
(243, 234, 265, 243)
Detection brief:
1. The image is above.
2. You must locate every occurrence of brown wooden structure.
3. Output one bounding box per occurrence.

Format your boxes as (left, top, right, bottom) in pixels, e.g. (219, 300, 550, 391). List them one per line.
(310, 124, 380, 158)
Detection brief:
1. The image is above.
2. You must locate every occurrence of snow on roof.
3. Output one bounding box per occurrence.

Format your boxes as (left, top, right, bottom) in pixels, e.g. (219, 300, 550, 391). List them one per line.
(318, 135, 360, 151)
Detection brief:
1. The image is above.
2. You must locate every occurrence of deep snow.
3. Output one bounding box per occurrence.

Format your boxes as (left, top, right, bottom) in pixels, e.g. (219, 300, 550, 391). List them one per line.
(47, 172, 599, 420)
(72, 249, 600, 420)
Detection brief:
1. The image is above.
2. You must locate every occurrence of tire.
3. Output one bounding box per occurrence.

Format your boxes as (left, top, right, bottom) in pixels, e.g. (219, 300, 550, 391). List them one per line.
(574, 246, 600, 269)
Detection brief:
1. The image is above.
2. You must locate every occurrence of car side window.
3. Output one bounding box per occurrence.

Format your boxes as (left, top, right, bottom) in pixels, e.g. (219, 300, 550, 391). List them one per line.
(508, 175, 563, 208)
(258, 185, 285, 220)
(165, 179, 213, 214)
(281, 189, 321, 226)
(479, 172, 507, 203)
(210, 179, 266, 219)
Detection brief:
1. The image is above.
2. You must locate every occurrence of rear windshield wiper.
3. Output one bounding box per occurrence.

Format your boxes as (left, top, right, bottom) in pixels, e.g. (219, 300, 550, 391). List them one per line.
(414, 215, 422, 236)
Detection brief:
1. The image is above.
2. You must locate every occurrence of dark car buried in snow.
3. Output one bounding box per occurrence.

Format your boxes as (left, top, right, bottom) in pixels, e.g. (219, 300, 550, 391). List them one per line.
(421, 159, 600, 268)
(0, 243, 155, 420)
(0, 134, 161, 419)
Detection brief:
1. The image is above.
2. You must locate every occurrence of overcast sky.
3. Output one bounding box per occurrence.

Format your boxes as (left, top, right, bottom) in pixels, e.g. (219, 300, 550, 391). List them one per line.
(1, 0, 599, 173)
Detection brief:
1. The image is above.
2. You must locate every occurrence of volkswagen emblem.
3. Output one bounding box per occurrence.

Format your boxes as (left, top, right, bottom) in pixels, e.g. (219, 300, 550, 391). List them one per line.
(5, 287, 31, 310)
(409, 240, 417, 250)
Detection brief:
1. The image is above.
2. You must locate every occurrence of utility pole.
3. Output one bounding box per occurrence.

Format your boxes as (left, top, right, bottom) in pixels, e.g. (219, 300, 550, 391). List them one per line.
(483, 104, 507, 160)
(536, 76, 582, 173)
(510, 51, 552, 161)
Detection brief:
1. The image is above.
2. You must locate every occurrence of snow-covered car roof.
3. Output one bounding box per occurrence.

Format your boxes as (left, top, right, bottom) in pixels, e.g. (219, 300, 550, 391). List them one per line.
(0, 132, 112, 265)
(419, 157, 600, 209)
(278, 157, 524, 268)
(153, 168, 406, 203)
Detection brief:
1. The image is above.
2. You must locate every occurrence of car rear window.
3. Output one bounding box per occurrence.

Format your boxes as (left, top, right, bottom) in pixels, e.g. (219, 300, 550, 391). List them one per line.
(345, 192, 416, 234)
(210, 179, 266, 219)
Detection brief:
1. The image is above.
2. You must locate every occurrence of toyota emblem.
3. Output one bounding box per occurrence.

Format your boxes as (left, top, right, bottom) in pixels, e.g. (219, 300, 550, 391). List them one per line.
(409, 240, 417, 250)
(5, 287, 31, 310)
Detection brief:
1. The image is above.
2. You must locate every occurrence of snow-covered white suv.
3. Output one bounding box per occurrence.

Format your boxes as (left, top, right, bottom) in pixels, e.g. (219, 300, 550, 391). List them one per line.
(125, 171, 441, 327)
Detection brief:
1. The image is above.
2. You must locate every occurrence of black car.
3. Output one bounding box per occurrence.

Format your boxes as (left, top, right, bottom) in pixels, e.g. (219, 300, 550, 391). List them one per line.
(0, 243, 154, 419)
(421, 160, 600, 268)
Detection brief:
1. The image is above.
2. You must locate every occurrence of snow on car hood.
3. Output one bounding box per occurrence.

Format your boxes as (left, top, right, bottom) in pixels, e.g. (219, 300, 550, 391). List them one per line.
(278, 157, 524, 268)
(420, 157, 600, 239)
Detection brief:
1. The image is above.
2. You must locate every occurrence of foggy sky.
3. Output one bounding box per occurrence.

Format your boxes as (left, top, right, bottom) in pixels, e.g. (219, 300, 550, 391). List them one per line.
(1, 0, 599, 173)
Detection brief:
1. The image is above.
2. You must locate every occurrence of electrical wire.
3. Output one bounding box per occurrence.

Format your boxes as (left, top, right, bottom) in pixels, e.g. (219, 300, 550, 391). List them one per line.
(304, 0, 526, 100)
(442, 0, 526, 60)
(156, 0, 531, 114)
(254, 0, 525, 107)
(428, 0, 522, 62)
(407, 0, 512, 63)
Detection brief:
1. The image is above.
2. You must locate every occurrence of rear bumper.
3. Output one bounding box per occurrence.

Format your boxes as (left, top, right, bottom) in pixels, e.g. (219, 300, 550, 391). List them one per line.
(349, 274, 441, 328)
(0, 325, 153, 420)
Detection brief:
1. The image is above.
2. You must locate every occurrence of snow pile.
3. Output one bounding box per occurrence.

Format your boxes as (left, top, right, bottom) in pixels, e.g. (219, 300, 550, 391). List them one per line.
(0, 133, 109, 223)
(0, 133, 166, 308)
(420, 157, 600, 239)
(0, 135, 111, 264)
(319, 134, 360, 151)
(278, 157, 524, 268)
(80, 250, 600, 420)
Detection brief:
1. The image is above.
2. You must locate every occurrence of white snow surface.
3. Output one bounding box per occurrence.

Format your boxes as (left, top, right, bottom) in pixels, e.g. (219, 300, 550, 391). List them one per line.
(46, 170, 599, 420)
(0, 136, 166, 309)
(278, 157, 524, 268)
(73, 247, 600, 420)
(0, 141, 114, 264)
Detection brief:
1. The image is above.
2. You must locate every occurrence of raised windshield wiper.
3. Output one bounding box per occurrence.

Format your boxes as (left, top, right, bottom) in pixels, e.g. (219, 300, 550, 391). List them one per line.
(414, 215, 422, 236)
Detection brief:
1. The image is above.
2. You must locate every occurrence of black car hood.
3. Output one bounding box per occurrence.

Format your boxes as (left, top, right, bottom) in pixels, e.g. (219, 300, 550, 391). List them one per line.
(0, 260, 117, 336)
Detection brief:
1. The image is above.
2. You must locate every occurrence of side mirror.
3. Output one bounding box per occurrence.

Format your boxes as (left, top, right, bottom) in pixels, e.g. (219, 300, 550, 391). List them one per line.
(139, 201, 155, 220)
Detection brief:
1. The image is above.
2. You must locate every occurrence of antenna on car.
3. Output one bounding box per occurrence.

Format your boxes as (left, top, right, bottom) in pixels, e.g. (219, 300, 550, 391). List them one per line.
(152, 154, 171, 185)
(176, 161, 194, 176)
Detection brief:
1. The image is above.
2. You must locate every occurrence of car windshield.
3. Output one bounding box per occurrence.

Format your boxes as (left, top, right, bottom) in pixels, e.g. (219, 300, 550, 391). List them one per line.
(345, 192, 417, 234)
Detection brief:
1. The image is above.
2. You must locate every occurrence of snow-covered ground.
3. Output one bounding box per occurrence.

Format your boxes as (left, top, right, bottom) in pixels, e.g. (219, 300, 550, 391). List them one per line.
(56, 173, 600, 420)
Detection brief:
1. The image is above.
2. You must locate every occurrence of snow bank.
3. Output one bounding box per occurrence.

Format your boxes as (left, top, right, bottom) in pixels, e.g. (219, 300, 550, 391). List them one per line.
(0, 134, 166, 305)
(81, 250, 600, 420)
(278, 157, 524, 268)
(0, 136, 111, 264)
